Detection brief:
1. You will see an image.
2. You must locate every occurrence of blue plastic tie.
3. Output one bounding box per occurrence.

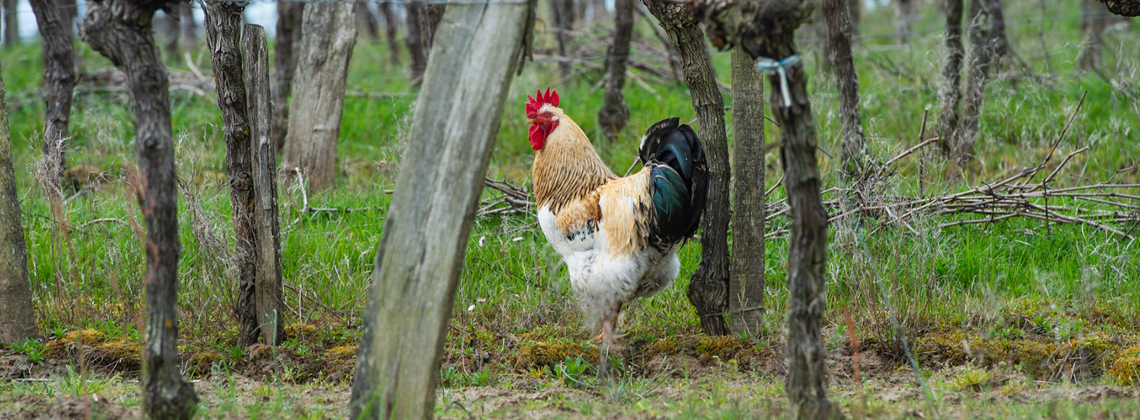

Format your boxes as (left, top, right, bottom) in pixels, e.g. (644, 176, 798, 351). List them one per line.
(756, 55, 802, 108)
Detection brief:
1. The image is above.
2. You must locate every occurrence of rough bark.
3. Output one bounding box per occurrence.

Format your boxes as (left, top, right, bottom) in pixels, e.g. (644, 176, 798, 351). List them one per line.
(273, 1, 301, 151)
(242, 24, 285, 346)
(204, 0, 260, 348)
(0, 68, 39, 346)
(3, 0, 18, 48)
(937, 0, 964, 157)
(378, 2, 400, 66)
(356, 2, 380, 40)
(597, 0, 634, 141)
(1098, 0, 1140, 16)
(954, 0, 993, 165)
(179, 3, 196, 47)
(79, 0, 198, 417)
(892, 0, 915, 45)
(728, 46, 765, 338)
(1079, 0, 1108, 70)
(405, 2, 428, 82)
(348, 2, 531, 418)
(823, 0, 865, 180)
(643, 0, 730, 336)
(281, 3, 356, 192)
(692, 0, 842, 417)
(29, 0, 78, 185)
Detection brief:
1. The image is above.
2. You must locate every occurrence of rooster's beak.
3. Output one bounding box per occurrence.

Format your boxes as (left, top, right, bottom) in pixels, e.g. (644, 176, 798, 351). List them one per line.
(526, 118, 536, 125)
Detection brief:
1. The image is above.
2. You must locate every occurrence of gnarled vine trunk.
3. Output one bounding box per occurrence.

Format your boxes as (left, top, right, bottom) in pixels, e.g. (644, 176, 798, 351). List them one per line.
(694, 0, 843, 416)
(204, 0, 261, 347)
(29, 0, 78, 186)
(953, 0, 993, 165)
(3, 0, 18, 48)
(79, 0, 198, 417)
(379, 2, 400, 66)
(1079, 0, 1108, 70)
(273, 0, 302, 150)
(0, 67, 38, 346)
(597, 0, 634, 141)
(643, 0, 730, 336)
(823, 0, 866, 180)
(937, 0, 964, 157)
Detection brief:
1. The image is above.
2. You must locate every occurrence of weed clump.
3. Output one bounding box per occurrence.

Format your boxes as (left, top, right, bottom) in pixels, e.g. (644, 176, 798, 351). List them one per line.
(949, 364, 994, 391)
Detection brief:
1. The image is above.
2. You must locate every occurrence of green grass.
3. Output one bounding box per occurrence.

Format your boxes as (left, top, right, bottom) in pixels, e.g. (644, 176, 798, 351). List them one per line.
(1, 1, 1139, 418)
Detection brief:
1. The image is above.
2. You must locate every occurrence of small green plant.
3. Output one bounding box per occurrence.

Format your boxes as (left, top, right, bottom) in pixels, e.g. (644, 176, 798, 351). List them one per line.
(950, 364, 993, 392)
(282, 337, 312, 357)
(554, 356, 591, 388)
(58, 364, 121, 397)
(440, 366, 462, 387)
(224, 344, 244, 361)
(466, 366, 493, 387)
(48, 324, 68, 340)
(10, 338, 46, 364)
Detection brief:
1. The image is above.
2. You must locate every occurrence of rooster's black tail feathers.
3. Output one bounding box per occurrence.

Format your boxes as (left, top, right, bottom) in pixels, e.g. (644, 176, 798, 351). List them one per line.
(639, 117, 709, 244)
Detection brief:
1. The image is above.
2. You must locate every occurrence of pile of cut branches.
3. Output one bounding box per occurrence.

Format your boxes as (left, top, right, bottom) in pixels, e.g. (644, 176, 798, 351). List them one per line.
(764, 96, 1139, 240)
(478, 178, 532, 217)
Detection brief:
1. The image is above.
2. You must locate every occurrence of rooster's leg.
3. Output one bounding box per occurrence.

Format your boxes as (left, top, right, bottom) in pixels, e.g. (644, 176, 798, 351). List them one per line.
(600, 303, 627, 348)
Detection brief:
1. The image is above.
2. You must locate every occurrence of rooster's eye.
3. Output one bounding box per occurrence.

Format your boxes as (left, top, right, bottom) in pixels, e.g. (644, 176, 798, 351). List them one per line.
(545, 112, 552, 117)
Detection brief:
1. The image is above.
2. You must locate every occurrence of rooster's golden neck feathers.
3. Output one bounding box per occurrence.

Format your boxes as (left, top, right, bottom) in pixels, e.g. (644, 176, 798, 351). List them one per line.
(531, 111, 615, 212)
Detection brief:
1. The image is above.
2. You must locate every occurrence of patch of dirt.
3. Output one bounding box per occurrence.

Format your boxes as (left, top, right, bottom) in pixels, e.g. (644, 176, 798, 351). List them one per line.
(1021, 385, 1140, 403)
(440, 386, 591, 419)
(7, 396, 139, 420)
(0, 356, 57, 380)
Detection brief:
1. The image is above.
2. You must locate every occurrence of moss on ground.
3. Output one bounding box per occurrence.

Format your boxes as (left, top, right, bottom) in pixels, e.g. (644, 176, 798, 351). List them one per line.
(515, 342, 596, 370)
(1108, 343, 1140, 386)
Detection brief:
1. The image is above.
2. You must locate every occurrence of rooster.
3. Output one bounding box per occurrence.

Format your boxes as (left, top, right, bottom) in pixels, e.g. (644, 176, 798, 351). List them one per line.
(526, 88, 708, 347)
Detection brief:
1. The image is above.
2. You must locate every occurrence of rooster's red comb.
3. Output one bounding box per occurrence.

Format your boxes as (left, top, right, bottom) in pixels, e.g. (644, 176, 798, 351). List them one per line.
(526, 87, 559, 117)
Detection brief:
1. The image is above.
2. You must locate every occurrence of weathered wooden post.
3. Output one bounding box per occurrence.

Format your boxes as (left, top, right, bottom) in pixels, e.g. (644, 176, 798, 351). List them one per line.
(281, 3, 356, 191)
(243, 24, 286, 346)
(348, 0, 534, 417)
(728, 46, 765, 337)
